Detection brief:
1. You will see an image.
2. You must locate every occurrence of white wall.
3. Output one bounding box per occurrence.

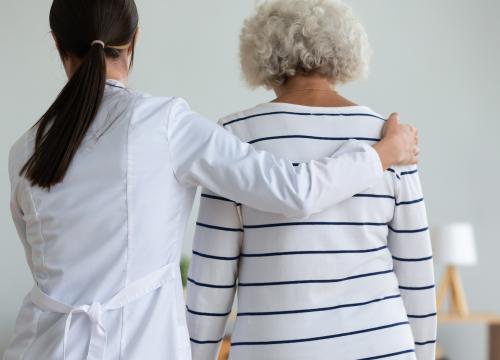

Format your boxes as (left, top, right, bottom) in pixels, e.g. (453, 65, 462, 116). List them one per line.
(1, 1, 498, 358)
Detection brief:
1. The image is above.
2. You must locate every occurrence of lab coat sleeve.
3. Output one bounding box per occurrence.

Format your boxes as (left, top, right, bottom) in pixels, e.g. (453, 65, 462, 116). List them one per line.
(388, 166, 436, 360)
(166, 98, 384, 218)
(186, 189, 242, 360)
(8, 140, 33, 271)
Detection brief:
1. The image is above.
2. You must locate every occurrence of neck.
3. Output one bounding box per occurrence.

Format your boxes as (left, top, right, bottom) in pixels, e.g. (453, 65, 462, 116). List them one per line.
(272, 74, 357, 107)
(105, 57, 130, 85)
(274, 74, 333, 98)
(65, 55, 130, 85)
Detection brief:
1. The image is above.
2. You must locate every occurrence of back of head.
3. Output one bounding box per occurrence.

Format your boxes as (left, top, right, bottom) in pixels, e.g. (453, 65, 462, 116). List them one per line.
(21, 0, 139, 189)
(240, 0, 370, 89)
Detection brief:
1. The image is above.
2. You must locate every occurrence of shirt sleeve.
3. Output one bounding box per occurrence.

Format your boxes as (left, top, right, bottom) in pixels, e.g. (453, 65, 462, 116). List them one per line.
(9, 140, 32, 271)
(166, 98, 384, 218)
(388, 166, 436, 359)
(186, 189, 242, 360)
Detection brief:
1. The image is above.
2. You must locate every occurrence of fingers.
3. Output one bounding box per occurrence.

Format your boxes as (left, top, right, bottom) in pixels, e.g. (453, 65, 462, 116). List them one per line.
(381, 112, 421, 166)
(385, 113, 400, 128)
(386, 113, 417, 136)
(385, 114, 418, 138)
(383, 113, 400, 136)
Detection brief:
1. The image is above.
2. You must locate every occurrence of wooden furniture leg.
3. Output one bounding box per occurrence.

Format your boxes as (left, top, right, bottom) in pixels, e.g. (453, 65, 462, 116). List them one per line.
(436, 267, 451, 312)
(449, 266, 470, 317)
(437, 266, 470, 317)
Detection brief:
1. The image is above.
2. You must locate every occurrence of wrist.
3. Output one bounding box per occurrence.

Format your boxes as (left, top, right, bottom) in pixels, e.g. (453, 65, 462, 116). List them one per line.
(372, 140, 395, 170)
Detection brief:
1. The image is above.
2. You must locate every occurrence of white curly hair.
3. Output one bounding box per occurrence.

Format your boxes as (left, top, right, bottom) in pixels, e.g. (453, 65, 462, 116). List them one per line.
(240, 0, 371, 89)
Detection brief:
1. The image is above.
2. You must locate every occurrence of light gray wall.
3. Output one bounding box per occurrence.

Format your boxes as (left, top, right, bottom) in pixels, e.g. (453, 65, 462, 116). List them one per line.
(0, 1, 498, 358)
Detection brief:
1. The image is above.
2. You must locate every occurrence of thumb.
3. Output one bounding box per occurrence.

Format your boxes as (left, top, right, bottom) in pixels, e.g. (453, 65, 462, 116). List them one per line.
(384, 113, 400, 135)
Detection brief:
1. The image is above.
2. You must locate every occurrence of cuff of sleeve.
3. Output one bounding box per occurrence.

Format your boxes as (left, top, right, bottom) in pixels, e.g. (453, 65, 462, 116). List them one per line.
(339, 139, 384, 179)
(361, 142, 384, 178)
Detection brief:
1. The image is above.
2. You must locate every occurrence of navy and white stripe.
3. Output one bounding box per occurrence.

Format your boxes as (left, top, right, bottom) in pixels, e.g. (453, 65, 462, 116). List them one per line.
(187, 103, 436, 360)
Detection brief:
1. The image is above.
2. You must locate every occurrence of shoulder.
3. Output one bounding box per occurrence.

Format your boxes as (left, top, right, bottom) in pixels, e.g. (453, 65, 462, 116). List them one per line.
(358, 107, 385, 121)
(123, 88, 179, 113)
(221, 103, 386, 124)
(109, 85, 193, 116)
(123, 93, 218, 138)
(123, 90, 193, 132)
(132, 92, 192, 118)
(161, 97, 222, 141)
(219, 103, 269, 126)
(220, 103, 386, 135)
(218, 103, 271, 136)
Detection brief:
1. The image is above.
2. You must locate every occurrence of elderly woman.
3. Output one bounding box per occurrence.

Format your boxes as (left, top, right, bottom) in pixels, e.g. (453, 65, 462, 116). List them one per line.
(187, 1, 436, 359)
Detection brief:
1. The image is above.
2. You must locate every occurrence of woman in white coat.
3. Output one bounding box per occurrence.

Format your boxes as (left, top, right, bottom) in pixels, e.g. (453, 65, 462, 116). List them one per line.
(4, 0, 418, 359)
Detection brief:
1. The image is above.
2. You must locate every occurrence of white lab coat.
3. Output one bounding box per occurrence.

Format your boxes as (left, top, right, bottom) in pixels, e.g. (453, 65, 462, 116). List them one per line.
(4, 80, 383, 360)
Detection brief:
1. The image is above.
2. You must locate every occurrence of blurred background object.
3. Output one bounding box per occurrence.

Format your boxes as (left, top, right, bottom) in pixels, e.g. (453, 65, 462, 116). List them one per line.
(180, 256, 190, 288)
(433, 223, 477, 317)
(433, 223, 500, 359)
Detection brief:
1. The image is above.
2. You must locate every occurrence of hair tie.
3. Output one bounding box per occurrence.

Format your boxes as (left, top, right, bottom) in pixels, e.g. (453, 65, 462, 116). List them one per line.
(91, 40, 105, 48)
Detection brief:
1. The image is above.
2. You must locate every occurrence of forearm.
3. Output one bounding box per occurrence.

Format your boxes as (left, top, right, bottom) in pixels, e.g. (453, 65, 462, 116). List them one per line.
(395, 256, 437, 359)
(389, 169, 436, 358)
(187, 190, 241, 359)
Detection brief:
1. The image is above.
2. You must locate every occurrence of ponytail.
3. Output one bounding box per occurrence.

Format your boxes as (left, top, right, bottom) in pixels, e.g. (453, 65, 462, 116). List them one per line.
(20, 0, 138, 189)
(21, 43, 106, 188)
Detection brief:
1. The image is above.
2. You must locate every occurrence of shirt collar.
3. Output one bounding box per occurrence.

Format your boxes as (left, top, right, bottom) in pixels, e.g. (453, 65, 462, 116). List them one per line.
(105, 79, 126, 89)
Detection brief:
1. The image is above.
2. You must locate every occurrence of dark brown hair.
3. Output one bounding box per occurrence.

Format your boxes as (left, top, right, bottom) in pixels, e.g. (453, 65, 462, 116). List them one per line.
(21, 0, 139, 189)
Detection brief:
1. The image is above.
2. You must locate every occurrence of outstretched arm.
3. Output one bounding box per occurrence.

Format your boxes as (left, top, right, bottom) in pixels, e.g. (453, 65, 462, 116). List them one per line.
(167, 99, 417, 217)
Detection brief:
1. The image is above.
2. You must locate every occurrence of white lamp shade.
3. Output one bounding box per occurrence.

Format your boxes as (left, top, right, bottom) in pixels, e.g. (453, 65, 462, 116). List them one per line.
(431, 223, 477, 266)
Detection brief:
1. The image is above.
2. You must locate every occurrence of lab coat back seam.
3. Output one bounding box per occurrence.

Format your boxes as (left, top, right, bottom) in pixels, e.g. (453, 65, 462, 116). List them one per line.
(120, 94, 141, 359)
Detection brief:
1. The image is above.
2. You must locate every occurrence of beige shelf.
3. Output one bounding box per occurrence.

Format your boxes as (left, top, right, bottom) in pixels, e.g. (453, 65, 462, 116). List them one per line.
(437, 313, 500, 360)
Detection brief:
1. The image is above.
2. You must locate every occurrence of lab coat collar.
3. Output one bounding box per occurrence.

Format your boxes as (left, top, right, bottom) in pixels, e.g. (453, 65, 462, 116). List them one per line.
(105, 79, 126, 89)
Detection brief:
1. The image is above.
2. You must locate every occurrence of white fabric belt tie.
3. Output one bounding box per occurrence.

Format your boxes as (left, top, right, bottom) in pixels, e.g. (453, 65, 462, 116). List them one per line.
(30, 263, 178, 360)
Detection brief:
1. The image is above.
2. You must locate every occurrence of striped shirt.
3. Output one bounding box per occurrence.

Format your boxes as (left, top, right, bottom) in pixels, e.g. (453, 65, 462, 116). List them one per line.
(187, 102, 437, 360)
